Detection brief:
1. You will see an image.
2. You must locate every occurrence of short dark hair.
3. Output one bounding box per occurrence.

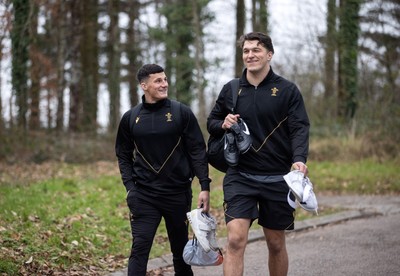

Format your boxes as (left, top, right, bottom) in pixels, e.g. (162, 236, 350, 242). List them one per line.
(137, 64, 165, 83)
(237, 32, 274, 54)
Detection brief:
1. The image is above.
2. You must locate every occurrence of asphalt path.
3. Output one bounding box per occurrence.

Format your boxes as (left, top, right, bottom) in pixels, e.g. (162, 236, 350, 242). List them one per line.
(191, 211, 400, 275)
(109, 195, 400, 276)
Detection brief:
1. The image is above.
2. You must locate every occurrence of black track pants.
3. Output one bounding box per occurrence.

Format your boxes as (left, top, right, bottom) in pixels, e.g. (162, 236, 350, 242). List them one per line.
(126, 188, 193, 276)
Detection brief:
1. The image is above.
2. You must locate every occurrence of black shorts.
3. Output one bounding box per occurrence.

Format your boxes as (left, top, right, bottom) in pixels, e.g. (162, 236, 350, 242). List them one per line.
(223, 169, 296, 230)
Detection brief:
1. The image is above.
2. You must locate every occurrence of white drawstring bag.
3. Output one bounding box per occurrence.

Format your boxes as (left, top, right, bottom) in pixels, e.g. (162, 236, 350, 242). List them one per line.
(183, 238, 223, 266)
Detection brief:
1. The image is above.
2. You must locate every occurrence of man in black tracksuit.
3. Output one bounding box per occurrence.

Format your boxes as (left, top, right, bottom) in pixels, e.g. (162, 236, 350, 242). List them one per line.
(207, 32, 310, 276)
(116, 64, 211, 276)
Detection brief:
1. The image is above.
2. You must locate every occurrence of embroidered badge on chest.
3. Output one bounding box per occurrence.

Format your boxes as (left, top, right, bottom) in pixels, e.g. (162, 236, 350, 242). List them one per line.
(271, 87, 279, 96)
(165, 112, 173, 122)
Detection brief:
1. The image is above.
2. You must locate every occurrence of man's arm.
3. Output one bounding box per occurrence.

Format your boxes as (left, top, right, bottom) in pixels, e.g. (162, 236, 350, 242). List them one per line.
(115, 111, 135, 192)
(181, 106, 211, 211)
(288, 84, 310, 176)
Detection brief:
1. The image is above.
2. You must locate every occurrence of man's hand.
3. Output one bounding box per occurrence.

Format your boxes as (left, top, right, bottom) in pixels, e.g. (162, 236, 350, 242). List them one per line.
(197, 190, 210, 212)
(222, 114, 240, 130)
(292, 161, 308, 176)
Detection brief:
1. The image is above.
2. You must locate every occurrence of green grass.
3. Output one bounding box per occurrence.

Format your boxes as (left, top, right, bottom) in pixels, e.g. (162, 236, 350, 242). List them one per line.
(0, 159, 398, 274)
(308, 159, 400, 194)
(0, 175, 130, 275)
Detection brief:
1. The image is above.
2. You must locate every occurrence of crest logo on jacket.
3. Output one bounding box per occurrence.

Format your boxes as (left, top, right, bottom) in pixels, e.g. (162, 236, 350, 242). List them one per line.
(165, 112, 173, 122)
(271, 87, 279, 96)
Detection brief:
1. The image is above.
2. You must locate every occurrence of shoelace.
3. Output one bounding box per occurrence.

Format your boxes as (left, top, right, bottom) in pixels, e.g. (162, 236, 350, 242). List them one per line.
(225, 135, 237, 154)
(231, 123, 244, 141)
(236, 134, 244, 142)
(228, 143, 237, 153)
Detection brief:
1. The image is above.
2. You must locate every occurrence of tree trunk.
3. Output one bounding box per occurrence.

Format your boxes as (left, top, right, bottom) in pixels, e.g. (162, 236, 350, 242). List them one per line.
(163, 0, 194, 105)
(80, 0, 99, 132)
(29, 2, 40, 130)
(56, 0, 67, 132)
(107, 0, 121, 131)
(126, 0, 140, 108)
(324, 0, 337, 119)
(68, 0, 83, 132)
(235, 0, 245, 78)
(338, 0, 360, 120)
(191, 0, 208, 132)
(0, 41, 3, 132)
(11, 0, 30, 130)
(251, 0, 269, 34)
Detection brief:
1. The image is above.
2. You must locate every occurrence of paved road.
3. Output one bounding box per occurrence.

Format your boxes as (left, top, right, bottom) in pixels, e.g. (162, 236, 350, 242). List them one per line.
(109, 195, 400, 276)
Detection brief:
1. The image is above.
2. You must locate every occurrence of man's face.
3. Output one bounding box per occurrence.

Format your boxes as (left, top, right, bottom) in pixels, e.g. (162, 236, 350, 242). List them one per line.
(242, 40, 273, 73)
(141, 72, 168, 103)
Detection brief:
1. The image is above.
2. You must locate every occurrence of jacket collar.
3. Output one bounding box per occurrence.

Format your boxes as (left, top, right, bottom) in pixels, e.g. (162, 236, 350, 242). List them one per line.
(240, 66, 276, 87)
(141, 95, 169, 110)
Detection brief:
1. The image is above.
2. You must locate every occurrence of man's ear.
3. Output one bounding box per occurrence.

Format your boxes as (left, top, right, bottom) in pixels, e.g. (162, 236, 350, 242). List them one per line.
(140, 82, 147, 91)
(267, 51, 273, 60)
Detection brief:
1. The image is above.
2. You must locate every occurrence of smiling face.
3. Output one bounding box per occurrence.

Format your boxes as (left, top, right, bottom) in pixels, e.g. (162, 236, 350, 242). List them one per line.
(242, 40, 273, 75)
(140, 72, 168, 103)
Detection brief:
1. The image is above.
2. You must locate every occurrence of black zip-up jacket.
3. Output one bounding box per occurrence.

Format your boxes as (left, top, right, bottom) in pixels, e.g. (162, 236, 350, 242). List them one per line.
(116, 97, 210, 194)
(207, 67, 310, 175)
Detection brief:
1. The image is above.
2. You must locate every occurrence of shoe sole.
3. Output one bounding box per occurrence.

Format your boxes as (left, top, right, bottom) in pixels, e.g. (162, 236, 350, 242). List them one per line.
(224, 133, 239, 166)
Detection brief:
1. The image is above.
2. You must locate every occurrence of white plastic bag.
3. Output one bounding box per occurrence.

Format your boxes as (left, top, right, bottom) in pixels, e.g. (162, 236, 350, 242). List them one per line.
(183, 238, 223, 266)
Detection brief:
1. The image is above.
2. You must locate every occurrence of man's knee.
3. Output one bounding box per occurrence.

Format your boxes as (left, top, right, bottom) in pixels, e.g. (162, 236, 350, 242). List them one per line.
(228, 232, 248, 251)
(227, 219, 250, 251)
(265, 229, 286, 254)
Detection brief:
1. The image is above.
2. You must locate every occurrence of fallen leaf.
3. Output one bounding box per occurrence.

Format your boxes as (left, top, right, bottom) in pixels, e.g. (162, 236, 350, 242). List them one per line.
(71, 240, 79, 246)
(28, 215, 40, 222)
(25, 256, 33, 264)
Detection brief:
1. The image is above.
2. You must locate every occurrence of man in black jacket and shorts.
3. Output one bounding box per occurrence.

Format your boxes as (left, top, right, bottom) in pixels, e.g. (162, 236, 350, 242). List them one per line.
(116, 64, 211, 276)
(207, 32, 310, 276)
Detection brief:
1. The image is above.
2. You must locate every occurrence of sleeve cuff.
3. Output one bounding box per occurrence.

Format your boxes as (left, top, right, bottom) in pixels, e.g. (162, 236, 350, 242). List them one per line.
(293, 156, 307, 164)
(200, 181, 210, 191)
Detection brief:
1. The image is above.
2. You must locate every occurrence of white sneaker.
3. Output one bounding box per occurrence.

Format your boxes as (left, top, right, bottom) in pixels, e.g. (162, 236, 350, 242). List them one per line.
(205, 213, 219, 251)
(283, 170, 305, 202)
(284, 170, 318, 214)
(299, 177, 318, 215)
(187, 208, 214, 252)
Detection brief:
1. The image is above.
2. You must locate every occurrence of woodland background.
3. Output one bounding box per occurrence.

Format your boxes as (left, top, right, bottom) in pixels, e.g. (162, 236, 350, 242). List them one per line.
(0, 0, 399, 163)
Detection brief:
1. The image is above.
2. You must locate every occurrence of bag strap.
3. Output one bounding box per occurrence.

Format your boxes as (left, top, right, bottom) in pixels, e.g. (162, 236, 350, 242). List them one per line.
(129, 103, 143, 133)
(170, 100, 182, 132)
(230, 78, 240, 114)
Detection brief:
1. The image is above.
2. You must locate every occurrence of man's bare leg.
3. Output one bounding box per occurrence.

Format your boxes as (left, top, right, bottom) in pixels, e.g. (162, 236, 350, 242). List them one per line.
(223, 218, 251, 276)
(264, 228, 288, 276)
